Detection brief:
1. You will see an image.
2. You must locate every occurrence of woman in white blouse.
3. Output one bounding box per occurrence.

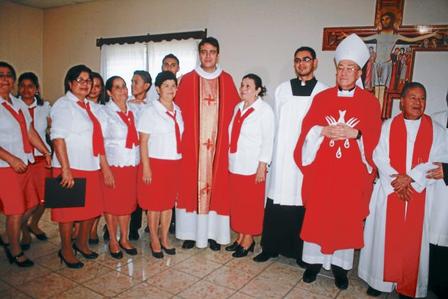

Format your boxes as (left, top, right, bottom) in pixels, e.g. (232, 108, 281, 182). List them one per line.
(51, 65, 104, 269)
(0, 62, 51, 267)
(137, 71, 183, 258)
(226, 74, 275, 258)
(17, 72, 51, 247)
(100, 76, 139, 258)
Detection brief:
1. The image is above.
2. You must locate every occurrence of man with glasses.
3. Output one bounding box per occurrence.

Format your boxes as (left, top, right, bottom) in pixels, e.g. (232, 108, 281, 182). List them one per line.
(294, 34, 382, 290)
(253, 47, 327, 264)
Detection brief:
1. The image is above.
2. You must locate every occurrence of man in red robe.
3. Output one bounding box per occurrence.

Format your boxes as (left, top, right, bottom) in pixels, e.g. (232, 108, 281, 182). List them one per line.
(294, 34, 382, 290)
(174, 37, 239, 250)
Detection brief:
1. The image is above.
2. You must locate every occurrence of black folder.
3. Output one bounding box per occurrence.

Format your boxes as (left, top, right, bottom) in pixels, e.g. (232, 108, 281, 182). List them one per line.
(44, 177, 86, 208)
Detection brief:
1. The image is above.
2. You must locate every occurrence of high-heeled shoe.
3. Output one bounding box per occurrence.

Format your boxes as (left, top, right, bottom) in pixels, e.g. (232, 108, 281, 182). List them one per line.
(58, 250, 84, 269)
(225, 241, 239, 252)
(4, 246, 34, 267)
(108, 247, 123, 260)
(150, 246, 164, 259)
(20, 243, 31, 251)
(28, 225, 48, 241)
(72, 243, 98, 259)
(232, 242, 255, 258)
(119, 242, 137, 256)
(161, 245, 176, 255)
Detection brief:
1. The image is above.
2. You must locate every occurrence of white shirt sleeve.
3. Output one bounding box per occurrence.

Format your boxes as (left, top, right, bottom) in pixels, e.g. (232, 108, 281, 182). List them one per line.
(50, 100, 73, 140)
(373, 121, 397, 196)
(257, 107, 275, 164)
(302, 125, 324, 166)
(136, 107, 153, 135)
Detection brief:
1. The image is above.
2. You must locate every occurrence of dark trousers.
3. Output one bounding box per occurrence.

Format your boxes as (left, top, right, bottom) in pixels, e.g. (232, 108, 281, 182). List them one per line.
(129, 205, 142, 233)
(260, 198, 305, 260)
(429, 243, 448, 298)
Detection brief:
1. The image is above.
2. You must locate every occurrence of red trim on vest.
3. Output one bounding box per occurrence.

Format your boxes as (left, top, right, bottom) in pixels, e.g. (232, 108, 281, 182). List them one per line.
(2, 102, 32, 153)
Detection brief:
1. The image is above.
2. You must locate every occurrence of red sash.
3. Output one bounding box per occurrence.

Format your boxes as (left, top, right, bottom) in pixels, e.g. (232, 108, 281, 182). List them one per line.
(229, 107, 254, 153)
(2, 102, 32, 153)
(165, 111, 182, 154)
(116, 111, 139, 149)
(28, 107, 35, 124)
(384, 114, 432, 297)
(76, 101, 105, 156)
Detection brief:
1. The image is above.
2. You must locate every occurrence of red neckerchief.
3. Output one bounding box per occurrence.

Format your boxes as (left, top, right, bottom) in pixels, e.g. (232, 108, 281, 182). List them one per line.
(165, 110, 182, 154)
(229, 107, 254, 153)
(76, 101, 105, 156)
(116, 110, 139, 149)
(2, 102, 32, 153)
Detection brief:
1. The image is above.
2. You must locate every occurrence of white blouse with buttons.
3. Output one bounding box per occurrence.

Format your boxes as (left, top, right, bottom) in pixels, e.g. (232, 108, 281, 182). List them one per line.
(50, 91, 102, 171)
(101, 100, 140, 167)
(137, 100, 183, 160)
(0, 95, 33, 167)
(228, 98, 275, 175)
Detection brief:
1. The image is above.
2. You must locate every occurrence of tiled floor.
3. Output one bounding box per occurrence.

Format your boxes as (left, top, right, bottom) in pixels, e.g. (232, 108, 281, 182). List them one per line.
(0, 212, 439, 298)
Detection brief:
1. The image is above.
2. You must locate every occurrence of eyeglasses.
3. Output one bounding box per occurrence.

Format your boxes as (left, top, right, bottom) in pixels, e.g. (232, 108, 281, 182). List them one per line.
(294, 57, 313, 63)
(74, 77, 92, 85)
(336, 65, 359, 73)
(0, 73, 14, 80)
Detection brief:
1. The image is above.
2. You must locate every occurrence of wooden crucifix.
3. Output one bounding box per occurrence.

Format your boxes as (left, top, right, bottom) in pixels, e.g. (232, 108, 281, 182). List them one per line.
(322, 0, 448, 119)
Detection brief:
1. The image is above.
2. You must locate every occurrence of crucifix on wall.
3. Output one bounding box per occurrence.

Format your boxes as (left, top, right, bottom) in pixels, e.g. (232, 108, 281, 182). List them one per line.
(322, 0, 448, 119)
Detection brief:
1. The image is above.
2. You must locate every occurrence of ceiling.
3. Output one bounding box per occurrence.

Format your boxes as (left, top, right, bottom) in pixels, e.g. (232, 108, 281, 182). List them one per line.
(9, 0, 98, 9)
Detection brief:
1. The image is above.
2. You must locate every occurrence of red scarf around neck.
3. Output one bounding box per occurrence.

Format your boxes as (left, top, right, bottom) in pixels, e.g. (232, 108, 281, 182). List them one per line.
(76, 101, 105, 156)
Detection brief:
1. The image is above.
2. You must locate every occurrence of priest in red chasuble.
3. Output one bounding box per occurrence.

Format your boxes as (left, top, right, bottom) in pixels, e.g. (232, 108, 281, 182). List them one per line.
(174, 37, 239, 250)
(294, 34, 382, 290)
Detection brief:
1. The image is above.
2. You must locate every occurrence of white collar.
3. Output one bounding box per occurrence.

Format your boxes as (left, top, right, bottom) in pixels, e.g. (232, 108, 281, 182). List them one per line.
(108, 100, 129, 113)
(238, 97, 262, 113)
(153, 99, 180, 115)
(18, 96, 37, 108)
(0, 94, 20, 111)
(66, 91, 87, 103)
(195, 65, 223, 80)
(127, 96, 147, 105)
(337, 87, 356, 97)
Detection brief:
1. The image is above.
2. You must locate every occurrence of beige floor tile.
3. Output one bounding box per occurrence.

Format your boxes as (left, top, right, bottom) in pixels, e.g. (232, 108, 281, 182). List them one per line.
(94, 252, 133, 269)
(295, 275, 340, 298)
(20, 272, 78, 298)
(229, 292, 255, 299)
(178, 280, 235, 299)
(146, 269, 200, 295)
(226, 256, 272, 276)
(57, 285, 103, 299)
(206, 265, 259, 290)
(0, 279, 11, 292)
(258, 262, 301, 283)
(285, 286, 334, 299)
(240, 275, 297, 299)
(335, 278, 387, 299)
(116, 256, 171, 281)
(194, 248, 234, 264)
(82, 270, 138, 297)
(23, 242, 59, 260)
(0, 287, 32, 299)
(173, 255, 222, 278)
(0, 263, 51, 286)
(34, 252, 67, 271)
(116, 282, 174, 298)
(57, 261, 114, 283)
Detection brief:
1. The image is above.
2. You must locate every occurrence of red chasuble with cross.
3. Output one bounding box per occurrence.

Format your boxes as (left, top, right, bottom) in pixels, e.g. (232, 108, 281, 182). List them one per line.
(294, 86, 382, 254)
(175, 70, 239, 216)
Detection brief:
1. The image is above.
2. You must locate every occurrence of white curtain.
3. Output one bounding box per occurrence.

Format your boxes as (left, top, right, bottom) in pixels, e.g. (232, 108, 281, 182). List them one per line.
(147, 38, 199, 80)
(100, 43, 147, 92)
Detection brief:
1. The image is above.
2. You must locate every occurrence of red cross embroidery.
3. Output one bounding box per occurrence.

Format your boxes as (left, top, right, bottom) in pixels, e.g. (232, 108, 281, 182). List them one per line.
(202, 138, 214, 151)
(203, 95, 216, 105)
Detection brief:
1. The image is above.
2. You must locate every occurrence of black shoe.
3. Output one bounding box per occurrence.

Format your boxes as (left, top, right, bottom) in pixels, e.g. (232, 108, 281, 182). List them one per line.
(366, 286, 383, 297)
(109, 248, 123, 259)
(208, 239, 221, 251)
(225, 241, 240, 252)
(150, 246, 164, 259)
(182, 240, 195, 249)
(28, 226, 48, 241)
(119, 242, 137, 255)
(296, 259, 308, 269)
(161, 245, 176, 255)
(331, 265, 349, 290)
(129, 230, 139, 241)
(169, 222, 175, 234)
(253, 251, 277, 262)
(72, 243, 98, 259)
(144, 226, 150, 233)
(20, 243, 31, 251)
(58, 250, 83, 269)
(88, 238, 99, 245)
(303, 268, 319, 283)
(0, 236, 9, 247)
(4, 247, 34, 267)
(232, 242, 255, 258)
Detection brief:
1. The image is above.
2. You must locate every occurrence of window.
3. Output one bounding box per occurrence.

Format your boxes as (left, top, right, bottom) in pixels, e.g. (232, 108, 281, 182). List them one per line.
(98, 30, 206, 94)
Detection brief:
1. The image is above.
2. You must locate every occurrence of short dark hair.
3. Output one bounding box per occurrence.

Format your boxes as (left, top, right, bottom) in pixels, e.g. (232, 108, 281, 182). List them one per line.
(64, 64, 92, 93)
(294, 46, 316, 59)
(105, 75, 125, 102)
(18, 72, 44, 106)
(198, 37, 220, 54)
(242, 73, 267, 97)
(400, 81, 426, 99)
(91, 72, 106, 104)
(0, 61, 17, 81)
(162, 54, 179, 65)
(382, 11, 396, 24)
(155, 71, 178, 87)
(133, 70, 152, 91)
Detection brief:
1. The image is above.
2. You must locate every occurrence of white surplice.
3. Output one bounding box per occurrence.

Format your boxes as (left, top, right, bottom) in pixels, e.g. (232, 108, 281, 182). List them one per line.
(266, 80, 327, 206)
(358, 116, 448, 298)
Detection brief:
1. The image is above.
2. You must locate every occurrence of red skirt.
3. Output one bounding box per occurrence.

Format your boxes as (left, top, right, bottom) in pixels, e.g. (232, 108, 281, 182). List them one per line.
(29, 157, 52, 205)
(229, 172, 265, 235)
(51, 168, 103, 223)
(102, 166, 137, 215)
(0, 166, 38, 215)
(137, 158, 179, 212)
